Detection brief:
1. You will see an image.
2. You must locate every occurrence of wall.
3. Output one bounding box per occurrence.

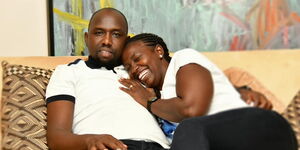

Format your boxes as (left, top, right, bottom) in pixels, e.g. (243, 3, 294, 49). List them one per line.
(0, 0, 49, 56)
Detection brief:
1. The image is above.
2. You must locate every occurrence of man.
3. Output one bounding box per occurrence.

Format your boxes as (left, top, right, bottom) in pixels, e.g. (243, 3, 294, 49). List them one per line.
(46, 8, 273, 150)
(46, 8, 169, 150)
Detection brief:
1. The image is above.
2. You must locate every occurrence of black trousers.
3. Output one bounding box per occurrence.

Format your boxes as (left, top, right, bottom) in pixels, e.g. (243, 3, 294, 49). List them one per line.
(120, 140, 167, 150)
(170, 107, 298, 150)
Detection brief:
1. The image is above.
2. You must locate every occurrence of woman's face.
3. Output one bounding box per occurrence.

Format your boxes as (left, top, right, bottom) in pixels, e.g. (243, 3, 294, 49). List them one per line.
(122, 41, 165, 88)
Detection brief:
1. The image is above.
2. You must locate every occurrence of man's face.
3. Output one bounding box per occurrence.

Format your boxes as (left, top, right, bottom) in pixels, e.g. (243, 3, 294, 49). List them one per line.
(85, 10, 128, 67)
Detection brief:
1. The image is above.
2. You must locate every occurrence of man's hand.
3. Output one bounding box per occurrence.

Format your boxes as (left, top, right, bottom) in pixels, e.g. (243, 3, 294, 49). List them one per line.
(238, 88, 273, 110)
(86, 134, 127, 150)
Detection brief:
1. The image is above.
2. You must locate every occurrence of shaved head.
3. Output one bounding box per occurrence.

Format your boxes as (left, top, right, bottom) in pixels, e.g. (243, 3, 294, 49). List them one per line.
(88, 8, 128, 33)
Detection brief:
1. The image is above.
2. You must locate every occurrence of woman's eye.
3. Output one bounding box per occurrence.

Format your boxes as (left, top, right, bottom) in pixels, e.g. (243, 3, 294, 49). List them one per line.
(134, 56, 141, 62)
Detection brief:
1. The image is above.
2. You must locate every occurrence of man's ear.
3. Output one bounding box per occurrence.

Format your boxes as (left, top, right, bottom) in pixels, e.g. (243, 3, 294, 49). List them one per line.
(84, 32, 88, 45)
(154, 44, 164, 58)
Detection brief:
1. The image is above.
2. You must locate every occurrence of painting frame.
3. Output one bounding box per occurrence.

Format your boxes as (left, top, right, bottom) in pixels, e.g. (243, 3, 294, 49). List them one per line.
(48, 0, 55, 56)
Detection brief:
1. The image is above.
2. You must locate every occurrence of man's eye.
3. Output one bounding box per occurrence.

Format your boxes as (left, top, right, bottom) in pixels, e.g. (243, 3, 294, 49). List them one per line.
(95, 31, 104, 35)
(112, 32, 121, 37)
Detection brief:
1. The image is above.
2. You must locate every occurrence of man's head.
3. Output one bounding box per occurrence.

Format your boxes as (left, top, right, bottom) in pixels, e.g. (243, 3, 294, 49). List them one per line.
(85, 8, 129, 68)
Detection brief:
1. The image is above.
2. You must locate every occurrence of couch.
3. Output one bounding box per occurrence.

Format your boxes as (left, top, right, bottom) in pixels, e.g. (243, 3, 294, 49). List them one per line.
(0, 49, 299, 149)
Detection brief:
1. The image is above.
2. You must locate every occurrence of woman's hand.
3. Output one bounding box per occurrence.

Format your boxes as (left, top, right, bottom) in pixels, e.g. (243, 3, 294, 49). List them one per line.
(238, 88, 273, 110)
(119, 78, 157, 108)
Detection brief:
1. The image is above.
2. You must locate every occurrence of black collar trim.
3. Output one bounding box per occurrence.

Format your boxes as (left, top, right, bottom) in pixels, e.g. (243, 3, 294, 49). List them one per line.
(85, 56, 117, 71)
(85, 56, 103, 69)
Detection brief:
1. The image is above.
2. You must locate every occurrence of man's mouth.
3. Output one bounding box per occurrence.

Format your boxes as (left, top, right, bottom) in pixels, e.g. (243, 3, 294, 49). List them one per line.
(97, 50, 113, 58)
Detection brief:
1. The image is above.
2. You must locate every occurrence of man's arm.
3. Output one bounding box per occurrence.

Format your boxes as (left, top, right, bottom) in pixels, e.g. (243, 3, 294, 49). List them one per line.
(47, 101, 127, 150)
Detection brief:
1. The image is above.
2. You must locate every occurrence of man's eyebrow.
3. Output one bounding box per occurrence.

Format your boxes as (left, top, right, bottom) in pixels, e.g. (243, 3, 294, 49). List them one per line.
(93, 27, 125, 33)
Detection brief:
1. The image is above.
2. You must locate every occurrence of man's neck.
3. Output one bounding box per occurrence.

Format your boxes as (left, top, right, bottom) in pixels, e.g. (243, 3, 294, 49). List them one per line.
(85, 55, 121, 70)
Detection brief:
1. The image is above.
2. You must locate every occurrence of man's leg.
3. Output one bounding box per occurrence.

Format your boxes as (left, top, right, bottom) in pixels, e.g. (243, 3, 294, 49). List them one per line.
(170, 107, 298, 150)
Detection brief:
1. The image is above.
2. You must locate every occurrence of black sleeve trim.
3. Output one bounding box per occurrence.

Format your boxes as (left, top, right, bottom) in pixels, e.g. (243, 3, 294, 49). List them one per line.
(68, 59, 82, 66)
(46, 94, 75, 105)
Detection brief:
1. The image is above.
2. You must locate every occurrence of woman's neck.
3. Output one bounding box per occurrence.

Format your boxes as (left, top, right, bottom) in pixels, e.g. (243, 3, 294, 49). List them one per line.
(158, 60, 169, 90)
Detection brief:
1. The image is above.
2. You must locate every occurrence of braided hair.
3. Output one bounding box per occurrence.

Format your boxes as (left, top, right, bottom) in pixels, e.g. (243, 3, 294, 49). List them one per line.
(125, 33, 172, 62)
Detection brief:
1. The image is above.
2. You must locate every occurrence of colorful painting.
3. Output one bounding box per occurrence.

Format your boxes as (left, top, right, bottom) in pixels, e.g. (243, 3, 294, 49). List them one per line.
(49, 0, 300, 56)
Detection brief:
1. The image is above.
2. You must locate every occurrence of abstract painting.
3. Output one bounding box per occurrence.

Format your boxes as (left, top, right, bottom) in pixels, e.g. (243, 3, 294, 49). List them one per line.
(49, 0, 300, 56)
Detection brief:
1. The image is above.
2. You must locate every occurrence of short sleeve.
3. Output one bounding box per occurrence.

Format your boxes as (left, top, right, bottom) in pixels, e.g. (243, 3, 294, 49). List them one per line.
(45, 65, 76, 104)
(172, 49, 214, 73)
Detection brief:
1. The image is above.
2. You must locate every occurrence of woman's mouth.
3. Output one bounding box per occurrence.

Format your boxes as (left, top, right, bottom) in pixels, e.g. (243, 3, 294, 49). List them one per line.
(138, 69, 150, 81)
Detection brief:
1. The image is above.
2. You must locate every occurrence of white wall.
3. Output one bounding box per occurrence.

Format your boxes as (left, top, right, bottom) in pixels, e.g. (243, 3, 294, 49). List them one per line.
(0, 0, 49, 56)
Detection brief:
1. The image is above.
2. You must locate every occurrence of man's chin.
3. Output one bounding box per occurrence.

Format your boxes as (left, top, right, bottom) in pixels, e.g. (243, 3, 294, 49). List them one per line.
(97, 55, 114, 62)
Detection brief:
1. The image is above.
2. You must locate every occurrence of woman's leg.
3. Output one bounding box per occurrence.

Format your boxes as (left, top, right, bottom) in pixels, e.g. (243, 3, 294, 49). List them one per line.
(170, 108, 297, 150)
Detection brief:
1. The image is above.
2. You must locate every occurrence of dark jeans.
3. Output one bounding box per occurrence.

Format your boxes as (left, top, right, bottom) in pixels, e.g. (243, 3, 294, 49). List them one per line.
(121, 140, 168, 150)
(170, 107, 298, 150)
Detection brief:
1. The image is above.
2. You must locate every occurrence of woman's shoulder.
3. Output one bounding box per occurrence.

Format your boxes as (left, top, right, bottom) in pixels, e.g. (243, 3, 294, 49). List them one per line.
(172, 48, 207, 60)
(173, 48, 199, 55)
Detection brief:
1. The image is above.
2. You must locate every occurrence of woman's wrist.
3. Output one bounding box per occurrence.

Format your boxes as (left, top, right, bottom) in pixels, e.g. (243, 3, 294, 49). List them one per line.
(236, 85, 252, 92)
(147, 97, 159, 113)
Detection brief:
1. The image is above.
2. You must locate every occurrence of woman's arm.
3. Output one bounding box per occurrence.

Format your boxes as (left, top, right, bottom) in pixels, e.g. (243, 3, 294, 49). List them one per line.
(119, 63, 213, 122)
(151, 63, 213, 122)
(47, 101, 127, 150)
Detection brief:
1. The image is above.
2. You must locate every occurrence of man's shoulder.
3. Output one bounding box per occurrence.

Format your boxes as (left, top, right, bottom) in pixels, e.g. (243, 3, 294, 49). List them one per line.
(67, 59, 83, 66)
(54, 59, 85, 73)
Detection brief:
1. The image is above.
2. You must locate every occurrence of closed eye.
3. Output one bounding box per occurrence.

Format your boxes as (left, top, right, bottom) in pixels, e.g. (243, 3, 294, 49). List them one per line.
(133, 55, 141, 63)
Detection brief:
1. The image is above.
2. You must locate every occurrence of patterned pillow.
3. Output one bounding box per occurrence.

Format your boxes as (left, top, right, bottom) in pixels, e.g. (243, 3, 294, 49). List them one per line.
(1, 61, 53, 149)
(281, 90, 300, 149)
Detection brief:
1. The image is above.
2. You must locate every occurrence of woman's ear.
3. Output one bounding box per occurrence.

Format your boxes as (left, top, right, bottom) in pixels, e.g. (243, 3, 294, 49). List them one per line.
(154, 44, 164, 59)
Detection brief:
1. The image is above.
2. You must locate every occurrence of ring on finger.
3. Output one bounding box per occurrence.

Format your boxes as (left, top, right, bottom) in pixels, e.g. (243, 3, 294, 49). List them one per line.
(129, 85, 133, 89)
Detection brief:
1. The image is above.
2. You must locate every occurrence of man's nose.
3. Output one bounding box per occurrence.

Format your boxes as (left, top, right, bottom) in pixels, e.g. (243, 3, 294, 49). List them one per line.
(102, 34, 112, 46)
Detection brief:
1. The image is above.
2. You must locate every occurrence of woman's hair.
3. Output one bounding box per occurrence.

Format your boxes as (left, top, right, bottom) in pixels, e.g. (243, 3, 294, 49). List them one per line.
(125, 33, 172, 62)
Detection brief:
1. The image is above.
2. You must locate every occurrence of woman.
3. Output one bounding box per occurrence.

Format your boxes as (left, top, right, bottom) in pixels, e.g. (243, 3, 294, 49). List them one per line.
(119, 33, 297, 150)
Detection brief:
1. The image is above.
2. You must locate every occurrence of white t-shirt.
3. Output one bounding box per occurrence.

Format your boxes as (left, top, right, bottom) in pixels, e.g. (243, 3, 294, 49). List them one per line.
(159, 49, 249, 140)
(46, 58, 170, 149)
(162, 49, 248, 115)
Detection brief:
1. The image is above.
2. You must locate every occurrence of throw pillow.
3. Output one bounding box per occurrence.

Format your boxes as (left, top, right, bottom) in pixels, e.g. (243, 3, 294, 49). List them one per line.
(281, 90, 300, 149)
(1, 61, 53, 149)
(224, 67, 285, 113)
